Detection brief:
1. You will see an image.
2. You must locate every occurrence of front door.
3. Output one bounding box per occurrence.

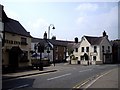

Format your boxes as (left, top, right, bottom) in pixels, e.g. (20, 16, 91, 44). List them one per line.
(9, 50, 18, 72)
(9, 47, 22, 72)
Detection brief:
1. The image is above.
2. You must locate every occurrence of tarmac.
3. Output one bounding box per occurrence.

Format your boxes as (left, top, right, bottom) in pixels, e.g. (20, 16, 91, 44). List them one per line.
(80, 67, 119, 89)
(2, 64, 120, 89)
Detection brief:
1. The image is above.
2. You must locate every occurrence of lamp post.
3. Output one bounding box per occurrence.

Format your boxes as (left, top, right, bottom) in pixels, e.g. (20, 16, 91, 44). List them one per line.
(48, 24, 55, 66)
(48, 24, 55, 39)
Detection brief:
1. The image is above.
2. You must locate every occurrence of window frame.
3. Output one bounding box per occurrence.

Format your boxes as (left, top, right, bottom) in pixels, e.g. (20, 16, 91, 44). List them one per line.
(86, 47, 89, 52)
(81, 47, 84, 52)
(94, 46, 97, 52)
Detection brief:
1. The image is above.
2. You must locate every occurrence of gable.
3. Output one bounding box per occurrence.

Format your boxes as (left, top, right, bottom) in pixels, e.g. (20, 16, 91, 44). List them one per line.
(85, 36, 103, 45)
(100, 37, 112, 46)
(80, 36, 91, 47)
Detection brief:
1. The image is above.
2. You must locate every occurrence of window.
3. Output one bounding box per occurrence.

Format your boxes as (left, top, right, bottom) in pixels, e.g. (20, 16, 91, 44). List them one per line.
(21, 37, 27, 45)
(64, 47, 66, 52)
(63, 54, 66, 59)
(81, 47, 84, 52)
(81, 56, 84, 60)
(75, 48, 78, 52)
(76, 57, 78, 60)
(93, 56, 96, 61)
(108, 46, 110, 52)
(86, 47, 89, 52)
(20, 51, 29, 62)
(94, 46, 97, 52)
(102, 46, 104, 52)
(56, 54, 58, 60)
(55, 47, 58, 52)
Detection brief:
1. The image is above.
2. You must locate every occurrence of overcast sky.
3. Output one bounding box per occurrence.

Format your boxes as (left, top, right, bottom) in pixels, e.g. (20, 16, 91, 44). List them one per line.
(0, 0, 119, 41)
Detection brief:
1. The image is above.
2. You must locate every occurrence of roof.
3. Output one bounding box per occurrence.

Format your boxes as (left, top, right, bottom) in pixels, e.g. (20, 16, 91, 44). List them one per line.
(67, 42, 80, 50)
(32, 37, 53, 48)
(3, 9, 31, 37)
(48, 39, 68, 47)
(84, 36, 103, 45)
(111, 40, 120, 46)
(32, 37, 46, 43)
(32, 38, 73, 47)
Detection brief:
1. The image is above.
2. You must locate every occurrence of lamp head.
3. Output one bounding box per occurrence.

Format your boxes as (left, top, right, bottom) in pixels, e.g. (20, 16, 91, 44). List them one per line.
(52, 26, 55, 29)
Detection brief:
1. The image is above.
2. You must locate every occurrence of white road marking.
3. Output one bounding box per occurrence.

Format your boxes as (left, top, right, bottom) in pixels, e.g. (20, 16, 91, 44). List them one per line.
(84, 70, 112, 89)
(3, 72, 57, 82)
(8, 84, 29, 90)
(79, 69, 92, 73)
(47, 73, 71, 81)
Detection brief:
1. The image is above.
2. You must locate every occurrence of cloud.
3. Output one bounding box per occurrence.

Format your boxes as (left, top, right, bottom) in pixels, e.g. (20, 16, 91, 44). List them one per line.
(76, 5, 118, 40)
(25, 18, 49, 38)
(76, 3, 98, 12)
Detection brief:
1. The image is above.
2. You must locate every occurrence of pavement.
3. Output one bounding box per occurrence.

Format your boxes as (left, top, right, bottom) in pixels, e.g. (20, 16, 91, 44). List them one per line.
(2, 65, 58, 80)
(80, 67, 119, 89)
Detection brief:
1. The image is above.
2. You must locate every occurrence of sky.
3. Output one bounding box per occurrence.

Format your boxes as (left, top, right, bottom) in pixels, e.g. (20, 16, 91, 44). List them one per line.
(0, 0, 119, 41)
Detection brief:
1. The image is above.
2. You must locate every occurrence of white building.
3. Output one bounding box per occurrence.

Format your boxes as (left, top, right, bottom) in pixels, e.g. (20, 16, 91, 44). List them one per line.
(73, 31, 112, 65)
(31, 37, 53, 63)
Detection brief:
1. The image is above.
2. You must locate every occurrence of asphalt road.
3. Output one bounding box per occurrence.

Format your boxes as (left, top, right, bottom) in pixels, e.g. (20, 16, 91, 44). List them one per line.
(2, 64, 118, 89)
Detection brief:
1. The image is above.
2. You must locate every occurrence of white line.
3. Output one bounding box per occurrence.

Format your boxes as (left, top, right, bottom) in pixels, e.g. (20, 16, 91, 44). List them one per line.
(84, 70, 112, 89)
(47, 73, 71, 80)
(8, 84, 29, 90)
(79, 69, 92, 73)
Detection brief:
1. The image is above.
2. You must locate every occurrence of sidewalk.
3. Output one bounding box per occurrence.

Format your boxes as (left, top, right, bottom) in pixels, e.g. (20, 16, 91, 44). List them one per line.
(82, 68, 119, 89)
(2, 65, 58, 80)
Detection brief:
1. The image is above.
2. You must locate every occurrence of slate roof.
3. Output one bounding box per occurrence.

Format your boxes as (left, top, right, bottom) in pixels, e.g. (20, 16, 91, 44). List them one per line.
(3, 9, 31, 37)
(32, 38, 74, 47)
(32, 37, 46, 43)
(111, 40, 120, 46)
(32, 38, 53, 48)
(48, 39, 68, 47)
(84, 36, 103, 45)
(67, 42, 81, 50)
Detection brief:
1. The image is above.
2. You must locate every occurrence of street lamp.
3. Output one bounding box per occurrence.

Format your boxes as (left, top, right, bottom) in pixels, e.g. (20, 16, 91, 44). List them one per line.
(48, 24, 55, 66)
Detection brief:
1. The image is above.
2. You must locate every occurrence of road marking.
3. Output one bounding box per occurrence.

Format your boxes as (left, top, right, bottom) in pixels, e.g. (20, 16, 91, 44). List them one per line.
(3, 71, 58, 82)
(84, 70, 112, 89)
(8, 84, 29, 90)
(79, 69, 92, 73)
(47, 73, 71, 81)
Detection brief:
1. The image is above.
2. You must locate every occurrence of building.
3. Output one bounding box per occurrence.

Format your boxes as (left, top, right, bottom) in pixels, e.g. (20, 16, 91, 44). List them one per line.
(2, 7, 32, 72)
(31, 37, 53, 63)
(31, 32, 68, 64)
(111, 39, 120, 64)
(73, 31, 112, 65)
(48, 39, 68, 63)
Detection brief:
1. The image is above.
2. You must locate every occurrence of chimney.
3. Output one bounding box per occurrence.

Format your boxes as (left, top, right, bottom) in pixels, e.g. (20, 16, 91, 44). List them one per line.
(75, 37, 78, 43)
(43, 31, 47, 39)
(52, 36, 56, 40)
(103, 31, 108, 38)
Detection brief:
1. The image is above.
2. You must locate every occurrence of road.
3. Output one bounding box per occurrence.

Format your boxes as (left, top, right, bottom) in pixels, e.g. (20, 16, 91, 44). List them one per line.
(2, 64, 118, 89)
